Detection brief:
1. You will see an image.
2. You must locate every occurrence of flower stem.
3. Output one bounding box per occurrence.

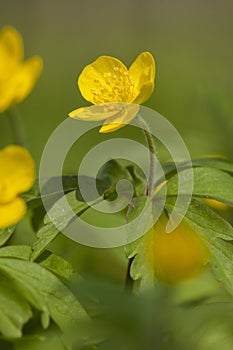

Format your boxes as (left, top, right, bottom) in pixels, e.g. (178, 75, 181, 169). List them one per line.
(6, 107, 27, 147)
(136, 114, 156, 196)
(124, 116, 156, 292)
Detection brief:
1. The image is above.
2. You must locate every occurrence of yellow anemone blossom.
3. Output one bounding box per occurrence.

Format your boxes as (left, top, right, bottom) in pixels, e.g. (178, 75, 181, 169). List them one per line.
(0, 26, 42, 114)
(146, 216, 209, 284)
(69, 52, 155, 133)
(0, 145, 35, 228)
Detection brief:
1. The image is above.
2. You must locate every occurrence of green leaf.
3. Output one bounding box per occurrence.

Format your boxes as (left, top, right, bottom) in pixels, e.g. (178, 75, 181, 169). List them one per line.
(0, 275, 32, 338)
(191, 157, 233, 173)
(97, 159, 146, 198)
(0, 258, 89, 332)
(38, 251, 74, 280)
(23, 176, 77, 204)
(25, 175, 110, 205)
(162, 157, 233, 178)
(30, 203, 47, 232)
(97, 159, 130, 184)
(0, 245, 31, 260)
(166, 198, 233, 295)
(43, 190, 90, 228)
(31, 191, 91, 261)
(125, 196, 155, 291)
(28, 174, 113, 229)
(207, 238, 233, 296)
(166, 167, 233, 206)
(125, 163, 147, 196)
(166, 198, 233, 242)
(0, 245, 87, 339)
(12, 327, 69, 350)
(30, 224, 58, 262)
(159, 157, 233, 191)
(0, 227, 15, 247)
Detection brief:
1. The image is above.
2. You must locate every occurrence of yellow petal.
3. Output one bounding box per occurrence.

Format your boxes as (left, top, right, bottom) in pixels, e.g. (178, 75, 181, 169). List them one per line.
(0, 26, 23, 62)
(0, 197, 26, 228)
(99, 103, 139, 133)
(0, 79, 19, 113)
(13, 56, 43, 103)
(0, 28, 23, 111)
(69, 107, 86, 118)
(0, 27, 42, 113)
(0, 145, 35, 203)
(78, 56, 129, 104)
(129, 52, 156, 104)
(69, 102, 133, 121)
(69, 105, 108, 121)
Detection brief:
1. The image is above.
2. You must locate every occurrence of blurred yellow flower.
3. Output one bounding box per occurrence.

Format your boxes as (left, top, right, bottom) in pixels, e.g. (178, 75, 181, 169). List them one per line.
(69, 52, 155, 133)
(146, 216, 209, 283)
(0, 145, 35, 228)
(0, 26, 42, 114)
(205, 198, 229, 211)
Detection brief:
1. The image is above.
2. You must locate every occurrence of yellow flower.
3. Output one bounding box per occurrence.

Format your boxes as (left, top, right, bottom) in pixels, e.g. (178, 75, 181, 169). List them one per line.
(69, 52, 155, 133)
(205, 199, 229, 211)
(146, 216, 209, 284)
(0, 145, 35, 228)
(0, 26, 42, 114)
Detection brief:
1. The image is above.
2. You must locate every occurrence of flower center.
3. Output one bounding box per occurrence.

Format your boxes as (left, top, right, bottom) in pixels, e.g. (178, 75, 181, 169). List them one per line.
(91, 66, 135, 104)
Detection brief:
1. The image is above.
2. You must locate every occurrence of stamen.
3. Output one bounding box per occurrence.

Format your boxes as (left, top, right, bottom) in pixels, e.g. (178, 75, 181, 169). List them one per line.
(91, 68, 135, 103)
